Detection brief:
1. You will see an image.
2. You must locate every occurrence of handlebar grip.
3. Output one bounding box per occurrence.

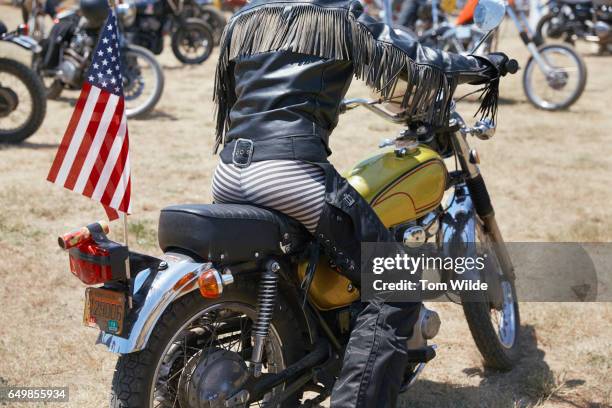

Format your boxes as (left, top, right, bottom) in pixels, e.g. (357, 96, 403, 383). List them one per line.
(505, 59, 519, 75)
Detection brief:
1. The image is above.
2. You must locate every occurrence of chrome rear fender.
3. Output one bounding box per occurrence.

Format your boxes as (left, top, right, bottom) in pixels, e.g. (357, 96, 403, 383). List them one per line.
(97, 253, 210, 354)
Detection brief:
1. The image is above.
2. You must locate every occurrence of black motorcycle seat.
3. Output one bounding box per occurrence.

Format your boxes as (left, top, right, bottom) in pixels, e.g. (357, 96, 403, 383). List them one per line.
(158, 204, 310, 264)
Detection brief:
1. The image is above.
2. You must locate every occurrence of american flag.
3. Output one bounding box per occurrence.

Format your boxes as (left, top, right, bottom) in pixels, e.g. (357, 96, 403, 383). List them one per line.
(47, 11, 130, 220)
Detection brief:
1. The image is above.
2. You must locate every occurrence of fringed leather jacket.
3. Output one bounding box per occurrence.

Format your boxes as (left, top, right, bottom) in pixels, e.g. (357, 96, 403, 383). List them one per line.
(214, 0, 496, 164)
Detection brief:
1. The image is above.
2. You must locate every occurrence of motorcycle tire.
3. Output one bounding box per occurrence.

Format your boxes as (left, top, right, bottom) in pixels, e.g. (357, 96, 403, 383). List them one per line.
(0, 58, 47, 144)
(123, 45, 164, 119)
(201, 6, 227, 45)
(171, 18, 214, 65)
(536, 13, 560, 41)
(522, 43, 587, 111)
(463, 278, 520, 371)
(110, 279, 307, 408)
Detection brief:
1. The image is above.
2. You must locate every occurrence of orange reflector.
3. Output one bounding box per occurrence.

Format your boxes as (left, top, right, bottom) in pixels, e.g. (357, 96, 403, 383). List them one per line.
(173, 272, 195, 291)
(198, 269, 222, 298)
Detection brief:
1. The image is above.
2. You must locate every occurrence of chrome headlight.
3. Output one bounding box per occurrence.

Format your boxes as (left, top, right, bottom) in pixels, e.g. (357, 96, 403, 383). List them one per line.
(117, 2, 137, 27)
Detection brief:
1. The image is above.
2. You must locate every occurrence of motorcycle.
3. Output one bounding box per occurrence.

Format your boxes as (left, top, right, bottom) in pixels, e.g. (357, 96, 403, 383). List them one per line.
(32, 0, 165, 118)
(412, 0, 588, 110)
(57, 1, 521, 406)
(123, 0, 215, 64)
(180, 0, 227, 45)
(536, 0, 612, 53)
(506, 0, 588, 110)
(0, 23, 47, 143)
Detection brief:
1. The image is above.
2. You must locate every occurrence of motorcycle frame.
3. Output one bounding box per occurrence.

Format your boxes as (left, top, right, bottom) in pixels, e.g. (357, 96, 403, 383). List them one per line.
(505, 0, 557, 74)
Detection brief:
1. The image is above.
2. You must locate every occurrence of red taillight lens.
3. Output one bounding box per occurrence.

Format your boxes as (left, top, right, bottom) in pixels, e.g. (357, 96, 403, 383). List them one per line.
(61, 221, 127, 285)
(198, 269, 223, 298)
(69, 241, 113, 285)
(18, 23, 28, 36)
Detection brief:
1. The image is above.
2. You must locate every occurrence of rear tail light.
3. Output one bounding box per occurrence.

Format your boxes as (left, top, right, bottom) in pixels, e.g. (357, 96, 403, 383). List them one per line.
(17, 23, 28, 36)
(198, 268, 234, 298)
(60, 222, 128, 285)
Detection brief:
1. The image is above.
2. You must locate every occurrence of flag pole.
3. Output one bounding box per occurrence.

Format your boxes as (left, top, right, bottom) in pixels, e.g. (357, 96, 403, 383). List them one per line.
(122, 212, 133, 308)
(108, 0, 132, 308)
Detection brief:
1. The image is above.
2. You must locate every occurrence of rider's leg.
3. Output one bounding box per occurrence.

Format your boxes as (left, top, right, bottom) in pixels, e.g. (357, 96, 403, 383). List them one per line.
(315, 166, 421, 408)
(212, 161, 421, 407)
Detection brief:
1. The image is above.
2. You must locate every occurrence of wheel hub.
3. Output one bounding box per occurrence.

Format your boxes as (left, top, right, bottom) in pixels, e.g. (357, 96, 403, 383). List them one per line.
(547, 70, 569, 90)
(178, 349, 249, 408)
(0, 86, 19, 117)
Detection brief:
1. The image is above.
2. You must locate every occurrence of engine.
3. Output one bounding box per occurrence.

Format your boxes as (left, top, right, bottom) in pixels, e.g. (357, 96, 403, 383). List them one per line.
(58, 27, 95, 87)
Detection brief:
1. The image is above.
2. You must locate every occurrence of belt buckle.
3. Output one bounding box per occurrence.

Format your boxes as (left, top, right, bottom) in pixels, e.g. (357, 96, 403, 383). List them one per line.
(232, 138, 254, 168)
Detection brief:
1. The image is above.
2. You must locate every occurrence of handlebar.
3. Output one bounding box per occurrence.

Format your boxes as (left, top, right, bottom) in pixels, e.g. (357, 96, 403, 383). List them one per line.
(505, 59, 519, 75)
(340, 98, 406, 124)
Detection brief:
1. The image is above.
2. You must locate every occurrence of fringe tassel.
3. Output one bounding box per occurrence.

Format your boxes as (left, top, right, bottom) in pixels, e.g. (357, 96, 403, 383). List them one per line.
(474, 77, 499, 124)
(213, 4, 457, 150)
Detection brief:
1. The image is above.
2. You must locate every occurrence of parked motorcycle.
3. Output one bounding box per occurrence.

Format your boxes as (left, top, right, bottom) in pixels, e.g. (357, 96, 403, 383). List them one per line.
(1, 24, 47, 143)
(124, 0, 214, 64)
(57, 1, 520, 406)
(180, 0, 226, 45)
(536, 0, 612, 53)
(506, 0, 588, 110)
(32, 0, 165, 118)
(412, 0, 587, 110)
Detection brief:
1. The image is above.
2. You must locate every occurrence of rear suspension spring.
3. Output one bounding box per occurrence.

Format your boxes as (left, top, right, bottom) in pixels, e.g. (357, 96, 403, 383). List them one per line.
(250, 260, 280, 376)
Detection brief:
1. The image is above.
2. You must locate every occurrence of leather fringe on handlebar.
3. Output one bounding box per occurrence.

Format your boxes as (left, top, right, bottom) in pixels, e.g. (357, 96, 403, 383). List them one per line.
(474, 77, 499, 124)
(212, 3, 458, 152)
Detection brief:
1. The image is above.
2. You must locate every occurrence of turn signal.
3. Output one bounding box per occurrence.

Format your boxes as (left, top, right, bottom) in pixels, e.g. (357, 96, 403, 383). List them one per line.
(198, 268, 234, 298)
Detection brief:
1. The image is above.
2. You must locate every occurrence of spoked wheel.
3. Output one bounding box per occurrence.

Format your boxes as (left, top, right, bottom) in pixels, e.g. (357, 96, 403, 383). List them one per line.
(111, 282, 305, 407)
(0, 58, 46, 143)
(122, 45, 164, 118)
(461, 221, 520, 371)
(522, 43, 587, 110)
(171, 19, 214, 64)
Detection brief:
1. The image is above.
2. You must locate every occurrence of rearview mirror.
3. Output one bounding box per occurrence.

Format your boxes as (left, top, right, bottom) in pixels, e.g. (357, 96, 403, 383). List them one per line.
(474, 0, 506, 32)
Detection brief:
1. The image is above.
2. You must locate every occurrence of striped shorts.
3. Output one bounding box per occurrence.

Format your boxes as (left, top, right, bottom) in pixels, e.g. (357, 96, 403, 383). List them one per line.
(211, 160, 327, 233)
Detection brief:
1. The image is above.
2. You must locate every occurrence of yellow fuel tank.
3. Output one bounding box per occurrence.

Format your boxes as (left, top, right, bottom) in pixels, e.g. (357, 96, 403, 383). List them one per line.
(299, 145, 447, 310)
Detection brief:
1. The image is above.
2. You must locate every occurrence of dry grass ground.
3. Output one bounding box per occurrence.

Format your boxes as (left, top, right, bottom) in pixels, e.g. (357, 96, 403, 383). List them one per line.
(1, 2, 611, 407)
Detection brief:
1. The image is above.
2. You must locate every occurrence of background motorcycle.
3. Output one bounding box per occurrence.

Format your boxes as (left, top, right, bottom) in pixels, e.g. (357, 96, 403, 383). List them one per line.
(410, 0, 588, 110)
(123, 0, 214, 64)
(32, 0, 165, 118)
(506, 0, 588, 110)
(180, 0, 227, 45)
(412, 0, 496, 55)
(536, 0, 612, 53)
(56, 1, 522, 406)
(0, 23, 47, 143)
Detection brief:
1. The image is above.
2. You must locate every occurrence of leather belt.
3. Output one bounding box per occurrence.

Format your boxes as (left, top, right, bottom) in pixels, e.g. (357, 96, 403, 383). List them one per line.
(220, 136, 330, 166)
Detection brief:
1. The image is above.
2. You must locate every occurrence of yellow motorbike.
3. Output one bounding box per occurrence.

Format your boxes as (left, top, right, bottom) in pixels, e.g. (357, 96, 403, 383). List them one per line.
(56, 1, 520, 406)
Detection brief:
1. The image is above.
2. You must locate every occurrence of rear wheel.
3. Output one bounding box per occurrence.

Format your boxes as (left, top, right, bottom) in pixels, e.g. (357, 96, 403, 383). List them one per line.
(110, 280, 306, 407)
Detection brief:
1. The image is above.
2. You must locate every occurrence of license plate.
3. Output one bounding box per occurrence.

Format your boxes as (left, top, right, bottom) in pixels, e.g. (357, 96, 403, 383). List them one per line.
(83, 287, 126, 335)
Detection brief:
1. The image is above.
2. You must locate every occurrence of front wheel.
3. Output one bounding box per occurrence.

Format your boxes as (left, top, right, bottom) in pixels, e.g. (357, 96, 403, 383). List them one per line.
(122, 45, 164, 118)
(110, 280, 306, 407)
(0, 58, 47, 143)
(522, 43, 587, 110)
(171, 19, 214, 65)
(462, 223, 521, 371)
